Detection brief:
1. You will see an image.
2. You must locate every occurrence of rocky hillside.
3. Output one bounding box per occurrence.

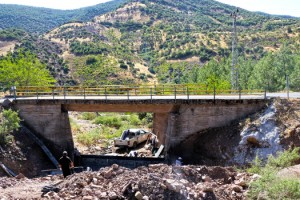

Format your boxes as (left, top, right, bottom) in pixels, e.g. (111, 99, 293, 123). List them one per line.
(44, 0, 300, 85)
(0, 0, 300, 87)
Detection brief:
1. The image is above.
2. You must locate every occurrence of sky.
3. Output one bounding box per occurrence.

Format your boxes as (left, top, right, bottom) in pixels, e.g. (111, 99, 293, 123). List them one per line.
(216, 0, 300, 17)
(0, 0, 111, 10)
(0, 0, 299, 17)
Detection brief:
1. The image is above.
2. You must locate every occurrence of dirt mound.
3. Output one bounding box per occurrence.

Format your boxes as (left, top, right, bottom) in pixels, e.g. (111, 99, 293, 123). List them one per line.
(0, 164, 256, 199)
(278, 99, 300, 148)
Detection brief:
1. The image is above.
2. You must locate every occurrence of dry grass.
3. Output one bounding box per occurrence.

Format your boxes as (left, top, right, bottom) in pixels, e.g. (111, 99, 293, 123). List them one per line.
(0, 41, 17, 56)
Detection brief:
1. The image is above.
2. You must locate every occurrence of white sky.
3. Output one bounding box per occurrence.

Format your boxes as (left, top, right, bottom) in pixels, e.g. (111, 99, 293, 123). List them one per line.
(0, 0, 111, 10)
(0, 0, 299, 17)
(216, 0, 300, 17)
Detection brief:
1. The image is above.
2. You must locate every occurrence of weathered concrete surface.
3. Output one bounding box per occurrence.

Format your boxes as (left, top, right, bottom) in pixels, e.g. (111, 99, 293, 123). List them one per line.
(164, 101, 268, 156)
(12, 103, 74, 160)
(81, 155, 165, 171)
(11, 98, 269, 159)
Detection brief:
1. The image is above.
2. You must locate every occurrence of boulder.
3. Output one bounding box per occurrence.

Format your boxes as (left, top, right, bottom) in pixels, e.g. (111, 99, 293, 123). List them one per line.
(277, 164, 300, 179)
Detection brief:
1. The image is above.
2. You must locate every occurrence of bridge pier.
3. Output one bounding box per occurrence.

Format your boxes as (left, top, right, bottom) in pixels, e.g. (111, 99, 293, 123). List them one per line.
(12, 103, 74, 160)
(160, 101, 268, 162)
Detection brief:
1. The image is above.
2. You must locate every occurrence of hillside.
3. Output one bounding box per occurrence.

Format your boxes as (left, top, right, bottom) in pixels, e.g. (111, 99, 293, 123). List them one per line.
(0, 0, 126, 33)
(42, 0, 300, 86)
(0, 0, 300, 89)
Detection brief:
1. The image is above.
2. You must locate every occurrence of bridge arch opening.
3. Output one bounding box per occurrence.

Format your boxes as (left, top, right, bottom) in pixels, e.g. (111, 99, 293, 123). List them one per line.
(68, 111, 158, 157)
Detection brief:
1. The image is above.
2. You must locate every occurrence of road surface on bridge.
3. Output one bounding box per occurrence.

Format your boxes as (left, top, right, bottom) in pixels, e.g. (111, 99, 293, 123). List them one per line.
(1, 92, 300, 102)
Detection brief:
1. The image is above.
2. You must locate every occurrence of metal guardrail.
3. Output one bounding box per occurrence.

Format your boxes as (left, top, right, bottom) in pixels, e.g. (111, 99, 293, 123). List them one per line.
(12, 84, 265, 100)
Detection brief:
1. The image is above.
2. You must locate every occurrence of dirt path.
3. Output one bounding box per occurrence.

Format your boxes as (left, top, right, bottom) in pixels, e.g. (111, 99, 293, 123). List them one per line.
(0, 178, 57, 199)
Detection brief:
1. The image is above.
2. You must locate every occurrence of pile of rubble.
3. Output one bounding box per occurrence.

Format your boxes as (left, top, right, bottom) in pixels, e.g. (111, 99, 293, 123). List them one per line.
(39, 164, 258, 200)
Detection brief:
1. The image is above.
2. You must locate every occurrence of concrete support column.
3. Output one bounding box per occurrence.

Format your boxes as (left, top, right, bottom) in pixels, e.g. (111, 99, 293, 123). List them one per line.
(13, 103, 74, 160)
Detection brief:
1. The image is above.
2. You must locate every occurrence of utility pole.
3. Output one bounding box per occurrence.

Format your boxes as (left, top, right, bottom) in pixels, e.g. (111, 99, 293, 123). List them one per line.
(230, 8, 239, 91)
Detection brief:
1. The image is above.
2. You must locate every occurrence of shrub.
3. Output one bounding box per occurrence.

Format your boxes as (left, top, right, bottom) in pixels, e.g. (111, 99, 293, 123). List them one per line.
(94, 116, 122, 129)
(77, 128, 102, 146)
(0, 109, 20, 146)
(129, 115, 142, 126)
(80, 112, 97, 120)
(70, 118, 81, 134)
(247, 148, 300, 199)
(267, 148, 300, 169)
(120, 63, 128, 69)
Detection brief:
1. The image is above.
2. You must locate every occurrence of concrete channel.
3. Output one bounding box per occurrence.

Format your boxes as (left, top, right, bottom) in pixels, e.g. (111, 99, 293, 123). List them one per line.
(81, 155, 165, 171)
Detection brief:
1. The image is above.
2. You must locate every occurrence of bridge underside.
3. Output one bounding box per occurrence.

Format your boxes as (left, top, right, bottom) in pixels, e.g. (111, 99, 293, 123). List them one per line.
(11, 99, 269, 160)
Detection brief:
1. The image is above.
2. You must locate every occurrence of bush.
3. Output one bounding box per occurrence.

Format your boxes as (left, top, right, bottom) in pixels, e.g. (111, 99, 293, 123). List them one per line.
(120, 63, 128, 69)
(77, 128, 102, 146)
(247, 148, 300, 199)
(0, 109, 20, 146)
(80, 112, 97, 120)
(94, 116, 122, 129)
(129, 115, 142, 126)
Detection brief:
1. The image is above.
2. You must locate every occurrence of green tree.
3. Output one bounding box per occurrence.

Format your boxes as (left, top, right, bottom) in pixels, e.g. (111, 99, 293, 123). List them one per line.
(238, 57, 255, 90)
(290, 54, 300, 91)
(0, 49, 55, 90)
(0, 109, 21, 145)
(275, 44, 296, 91)
(250, 53, 281, 91)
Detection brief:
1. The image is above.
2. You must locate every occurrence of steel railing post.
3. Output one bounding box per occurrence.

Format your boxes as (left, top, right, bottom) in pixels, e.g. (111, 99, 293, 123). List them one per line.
(105, 87, 107, 100)
(84, 88, 86, 100)
(52, 88, 54, 100)
(213, 86, 216, 103)
(13, 87, 16, 100)
(174, 86, 176, 102)
(239, 88, 241, 100)
(187, 86, 189, 100)
(150, 87, 152, 100)
(264, 87, 267, 99)
(64, 87, 66, 99)
(127, 89, 129, 100)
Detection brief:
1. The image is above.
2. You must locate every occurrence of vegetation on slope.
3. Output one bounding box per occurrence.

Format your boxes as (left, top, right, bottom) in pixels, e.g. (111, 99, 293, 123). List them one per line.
(0, 0, 300, 91)
(42, 0, 300, 89)
(0, 0, 127, 33)
(247, 148, 300, 199)
(0, 49, 55, 90)
(156, 42, 300, 91)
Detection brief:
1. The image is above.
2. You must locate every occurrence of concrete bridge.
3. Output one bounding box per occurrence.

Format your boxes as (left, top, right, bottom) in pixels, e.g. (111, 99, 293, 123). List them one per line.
(8, 95, 269, 160)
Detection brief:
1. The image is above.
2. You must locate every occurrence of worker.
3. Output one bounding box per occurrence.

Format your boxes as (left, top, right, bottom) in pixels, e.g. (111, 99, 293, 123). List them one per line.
(151, 134, 157, 147)
(58, 151, 74, 178)
(150, 134, 158, 154)
(175, 157, 183, 166)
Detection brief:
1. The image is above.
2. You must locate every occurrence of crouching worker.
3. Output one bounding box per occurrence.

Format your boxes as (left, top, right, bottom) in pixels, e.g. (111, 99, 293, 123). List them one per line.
(59, 151, 74, 178)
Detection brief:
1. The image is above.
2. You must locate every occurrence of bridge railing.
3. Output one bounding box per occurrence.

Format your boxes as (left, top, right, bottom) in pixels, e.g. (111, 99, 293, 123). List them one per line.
(13, 85, 265, 100)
